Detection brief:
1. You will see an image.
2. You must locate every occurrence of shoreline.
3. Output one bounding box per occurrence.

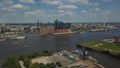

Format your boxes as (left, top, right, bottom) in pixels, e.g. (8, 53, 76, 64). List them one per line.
(2, 50, 105, 68)
(76, 43, 120, 59)
(53, 32, 76, 35)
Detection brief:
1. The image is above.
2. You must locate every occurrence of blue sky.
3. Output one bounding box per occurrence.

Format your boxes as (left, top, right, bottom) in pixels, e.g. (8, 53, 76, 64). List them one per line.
(0, 0, 120, 23)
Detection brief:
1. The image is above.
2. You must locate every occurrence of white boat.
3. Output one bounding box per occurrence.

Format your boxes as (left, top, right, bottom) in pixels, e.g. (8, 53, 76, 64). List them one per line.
(15, 36, 25, 39)
(0, 39, 6, 41)
(25, 45, 28, 48)
(80, 31, 86, 33)
(14, 42, 18, 44)
(53, 32, 75, 35)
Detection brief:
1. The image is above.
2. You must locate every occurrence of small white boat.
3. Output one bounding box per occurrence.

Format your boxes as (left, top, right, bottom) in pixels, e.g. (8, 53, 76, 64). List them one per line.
(14, 42, 18, 44)
(0, 39, 6, 41)
(25, 45, 28, 48)
(15, 36, 25, 39)
(80, 31, 86, 33)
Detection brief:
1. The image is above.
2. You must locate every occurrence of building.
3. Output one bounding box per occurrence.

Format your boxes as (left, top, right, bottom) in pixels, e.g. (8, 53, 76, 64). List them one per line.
(33, 20, 72, 35)
(0, 29, 1, 34)
(10, 27, 21, 33)
(54, 20, 71, 33)
(39, 26, 54, 35)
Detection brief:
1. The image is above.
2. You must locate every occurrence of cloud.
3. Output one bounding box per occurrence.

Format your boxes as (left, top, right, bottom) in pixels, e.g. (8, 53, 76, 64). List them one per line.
(94, 2, 99, 6)
(41, 0, 63, 5)
(58, 10, 65, 13)
(81, 10, 86, 13)
(3, 0, 14, 4)
(102, 11, 111, 15)
(25, 10, 45, 15)
(68, 0, 92, 5)
(58, 10, 75, 16)
(58, 5, 78, 10)
(0, 3, 3, 6)
(19, 0, 35, 3)
(102, 0, 112, 2)
(94, 8, 100, 11)
(2, 4, 29, 11)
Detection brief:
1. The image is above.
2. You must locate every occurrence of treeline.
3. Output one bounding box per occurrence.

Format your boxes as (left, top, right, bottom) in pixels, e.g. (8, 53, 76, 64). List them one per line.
(2, 50, 62, 68)
(19, 50, 53, 60)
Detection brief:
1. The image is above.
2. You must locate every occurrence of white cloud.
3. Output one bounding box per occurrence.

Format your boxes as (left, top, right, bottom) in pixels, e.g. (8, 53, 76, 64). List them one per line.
(92, 13, 97, 16)
(2, 4, 29, 11)
(41, 0, 63, 5)
(103, 11, 111, 15)
(68, 0, 92, 5)
(58, 5, 78, 10)
(101, 11, 111, 20)
(58, 10, 65, 13)
(25, 10, 45, 15)
(58, 10, 75, 16)
(3, 0, 14, 4)
(94, 8, 100, 11)
(0, 3, 3, 6)
(102, 0, 112, 2)
(81, 10, 86, 13)
(19, 0, 35, 3)
(94, 2, 99, 6)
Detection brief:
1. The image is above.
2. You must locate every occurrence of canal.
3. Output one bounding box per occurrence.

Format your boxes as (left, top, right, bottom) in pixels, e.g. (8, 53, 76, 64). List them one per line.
(0, 28, 120, 68)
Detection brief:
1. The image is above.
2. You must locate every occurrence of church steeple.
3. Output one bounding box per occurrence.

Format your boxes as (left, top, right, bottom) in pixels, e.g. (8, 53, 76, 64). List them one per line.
(37, 19, 40, 26)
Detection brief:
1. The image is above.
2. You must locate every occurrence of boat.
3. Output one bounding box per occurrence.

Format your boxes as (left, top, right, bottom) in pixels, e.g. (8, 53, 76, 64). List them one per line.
(0, 39, 6, 41)
(14, 42, 18, 44)
(53, 32, 75, 35)
(80, 31, 86, 33)
(15, 36, 25, 39)
(25, 45, 28, 48)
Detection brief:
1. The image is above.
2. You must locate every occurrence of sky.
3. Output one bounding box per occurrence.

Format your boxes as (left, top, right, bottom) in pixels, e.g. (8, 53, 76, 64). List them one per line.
(0, 0, 120, 23)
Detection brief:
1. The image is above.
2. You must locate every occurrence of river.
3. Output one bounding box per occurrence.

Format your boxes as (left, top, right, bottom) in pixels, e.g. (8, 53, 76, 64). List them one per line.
(0, 28, 120, 68)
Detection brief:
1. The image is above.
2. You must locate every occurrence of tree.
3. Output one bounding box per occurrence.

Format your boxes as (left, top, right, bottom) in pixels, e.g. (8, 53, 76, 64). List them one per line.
(23, 58, 32, 68)
(56, 61, 62, 67)
(32, 62, 39, 68)
(46, 63, 56, 68)
(2, 57, 21, 68)
(39, 63, 45, 68)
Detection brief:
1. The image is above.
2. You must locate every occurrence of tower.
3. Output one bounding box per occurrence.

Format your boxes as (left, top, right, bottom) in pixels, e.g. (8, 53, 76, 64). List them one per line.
(37, 19, 40, 26)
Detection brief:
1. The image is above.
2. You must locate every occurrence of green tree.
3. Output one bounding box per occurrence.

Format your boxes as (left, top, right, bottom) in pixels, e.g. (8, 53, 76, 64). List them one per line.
(39, 63, 45, 68)
(2, 57, 21, 68)
(56, 61, 62, 67)
(32, 62, 39, 68)
(46, 63, 56, 68)
(23, 58, 32, 68)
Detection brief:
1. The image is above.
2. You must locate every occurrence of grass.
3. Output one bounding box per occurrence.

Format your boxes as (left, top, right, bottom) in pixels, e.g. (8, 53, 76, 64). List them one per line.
(81, 41, 120, 55)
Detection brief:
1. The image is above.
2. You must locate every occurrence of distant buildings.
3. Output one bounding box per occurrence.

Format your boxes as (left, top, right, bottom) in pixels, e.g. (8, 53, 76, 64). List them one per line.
(104, 36, 120, 44)
(39, 26, 54, 35)
(33, 20, 72, 35)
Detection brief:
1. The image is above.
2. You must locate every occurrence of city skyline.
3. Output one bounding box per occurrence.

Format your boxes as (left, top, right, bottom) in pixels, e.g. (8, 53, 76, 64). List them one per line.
(0, 0, 120, 23)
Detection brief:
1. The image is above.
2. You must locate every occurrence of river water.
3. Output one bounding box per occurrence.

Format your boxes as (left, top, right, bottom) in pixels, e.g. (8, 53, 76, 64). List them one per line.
(0, 28, 120, 68)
